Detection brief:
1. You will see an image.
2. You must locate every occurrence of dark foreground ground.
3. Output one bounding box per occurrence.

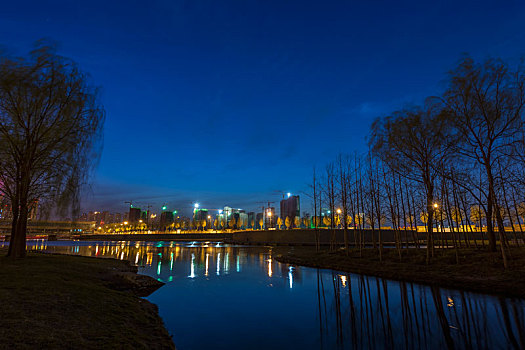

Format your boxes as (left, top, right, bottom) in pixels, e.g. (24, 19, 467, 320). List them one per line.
(0, 250, 175, 349)
(276, 247, 525, 299)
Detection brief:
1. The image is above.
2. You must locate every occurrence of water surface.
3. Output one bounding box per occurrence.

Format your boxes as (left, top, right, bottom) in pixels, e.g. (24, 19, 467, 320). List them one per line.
(14, 240, 525, 349)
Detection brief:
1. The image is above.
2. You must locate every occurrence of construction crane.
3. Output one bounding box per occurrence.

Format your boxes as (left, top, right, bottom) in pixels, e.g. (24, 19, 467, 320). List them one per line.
(273, 190, 292, 200)
(255, 201, 275, 211)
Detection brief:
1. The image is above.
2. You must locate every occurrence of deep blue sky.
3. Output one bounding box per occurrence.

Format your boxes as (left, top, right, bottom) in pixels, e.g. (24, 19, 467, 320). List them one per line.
(1, 0, 524, 215)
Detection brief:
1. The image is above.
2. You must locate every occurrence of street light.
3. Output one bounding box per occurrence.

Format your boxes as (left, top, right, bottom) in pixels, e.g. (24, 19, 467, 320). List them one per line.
(433, 203, 439, 209)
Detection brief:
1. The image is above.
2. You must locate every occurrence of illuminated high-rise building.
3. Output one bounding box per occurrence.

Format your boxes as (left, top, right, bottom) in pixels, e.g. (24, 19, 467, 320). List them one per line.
(280, 195, 300, 227)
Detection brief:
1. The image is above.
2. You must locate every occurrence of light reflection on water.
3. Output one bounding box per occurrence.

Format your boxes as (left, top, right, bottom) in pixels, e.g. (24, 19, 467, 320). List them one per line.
(14, 240, 525, 349)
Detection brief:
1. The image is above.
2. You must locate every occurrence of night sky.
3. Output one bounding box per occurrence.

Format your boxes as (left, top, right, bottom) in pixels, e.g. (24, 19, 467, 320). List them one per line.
(1, 0, 524, 215)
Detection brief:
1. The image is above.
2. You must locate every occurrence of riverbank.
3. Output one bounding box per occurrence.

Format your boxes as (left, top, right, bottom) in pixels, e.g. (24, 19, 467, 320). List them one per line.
(77, 232, 232, 242)
(276, 247, 525, 299)
(0, 250, 175, 349)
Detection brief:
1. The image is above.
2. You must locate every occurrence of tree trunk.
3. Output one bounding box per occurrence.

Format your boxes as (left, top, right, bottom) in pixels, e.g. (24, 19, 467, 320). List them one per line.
(426, 195, 434, 265)
(7, 200, 19, 257)
(494, 202, 509, 269)
(485, 171, 498, 251)
(9, 195, 28, 259)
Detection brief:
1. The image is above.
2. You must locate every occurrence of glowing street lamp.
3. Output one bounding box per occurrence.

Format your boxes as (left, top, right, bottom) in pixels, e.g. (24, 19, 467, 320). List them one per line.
(336, 208, 342, 228)
(287, 192, 291, 198)
(433, 203, 439, 209)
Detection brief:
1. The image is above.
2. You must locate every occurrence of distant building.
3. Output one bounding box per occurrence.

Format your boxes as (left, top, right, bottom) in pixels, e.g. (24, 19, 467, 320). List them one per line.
(29, 200, 39, 220)
(255, 212, 264, 229)
(100, 211, 110, 225)
(280, 195, 300, 227)
(193, 209, 209, 222)
(114, 213, 122, 223)
(128, 207, 141, 223)
(265, 207, 276, 228)
(0, 196, 41, 220)
(159, 211, 174, 229)
(222, 206, 234, 218)
(247, 212, 255, 228)
(236, 212, 248, 228)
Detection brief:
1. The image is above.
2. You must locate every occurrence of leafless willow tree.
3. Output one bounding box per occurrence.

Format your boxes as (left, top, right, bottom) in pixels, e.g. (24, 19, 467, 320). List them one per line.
(0, 42, 104, 258)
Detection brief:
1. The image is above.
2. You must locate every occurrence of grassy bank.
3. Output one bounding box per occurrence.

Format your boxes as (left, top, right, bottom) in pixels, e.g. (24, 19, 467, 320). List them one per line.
(276, 247, 525, 299)
(0, 251, 175, 349)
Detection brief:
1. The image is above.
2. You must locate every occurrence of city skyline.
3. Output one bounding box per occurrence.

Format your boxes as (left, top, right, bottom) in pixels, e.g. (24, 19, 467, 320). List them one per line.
(2, 0, 524, 213)
(78, 193, 301, 224)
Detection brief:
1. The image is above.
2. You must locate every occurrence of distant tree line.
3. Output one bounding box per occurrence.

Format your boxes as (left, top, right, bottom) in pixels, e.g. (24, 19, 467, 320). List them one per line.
(311, 57, 525, 266)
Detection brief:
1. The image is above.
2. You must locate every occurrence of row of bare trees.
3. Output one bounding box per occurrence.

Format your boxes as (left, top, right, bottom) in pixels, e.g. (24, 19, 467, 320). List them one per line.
(310, 57, 525, 266)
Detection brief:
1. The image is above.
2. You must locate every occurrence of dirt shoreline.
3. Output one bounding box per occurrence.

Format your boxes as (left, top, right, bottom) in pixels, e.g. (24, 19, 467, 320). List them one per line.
(0, 251, 175, 349)
(275, 248, 525, 299)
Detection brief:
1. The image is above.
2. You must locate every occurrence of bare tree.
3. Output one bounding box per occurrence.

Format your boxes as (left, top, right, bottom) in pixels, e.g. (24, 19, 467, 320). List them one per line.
(440, 57, 525, 258)
(370, 103, 452, 264)
(337, 155, 350, 254)
(0, 42, 104, 258)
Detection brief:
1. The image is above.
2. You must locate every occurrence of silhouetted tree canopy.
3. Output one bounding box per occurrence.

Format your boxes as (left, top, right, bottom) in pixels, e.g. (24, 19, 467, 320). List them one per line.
(0, 41, 105, 258)
(438, 57, 525, 252)
(311, 56, 525, 266)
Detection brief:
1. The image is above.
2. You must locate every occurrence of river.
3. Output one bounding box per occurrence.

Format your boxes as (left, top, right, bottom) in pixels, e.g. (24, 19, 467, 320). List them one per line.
(13, 240, 525, 349)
